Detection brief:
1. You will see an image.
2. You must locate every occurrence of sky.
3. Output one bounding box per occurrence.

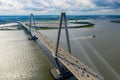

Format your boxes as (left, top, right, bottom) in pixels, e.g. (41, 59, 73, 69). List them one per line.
(0, 0, 120, 15)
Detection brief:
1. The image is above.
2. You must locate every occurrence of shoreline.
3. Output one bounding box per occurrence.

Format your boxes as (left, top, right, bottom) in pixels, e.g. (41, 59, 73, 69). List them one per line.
(28, 20, 95, 30)
(0, 20, 95, 31)
(111, 20, 120, 23)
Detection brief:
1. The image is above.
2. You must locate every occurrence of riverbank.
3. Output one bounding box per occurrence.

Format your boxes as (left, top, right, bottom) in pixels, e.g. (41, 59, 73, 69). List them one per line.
(111, 20, 120, 23)
(25, 20, 94, 30)
(0, 23, 23, 30)
(0, 20, 95, 31)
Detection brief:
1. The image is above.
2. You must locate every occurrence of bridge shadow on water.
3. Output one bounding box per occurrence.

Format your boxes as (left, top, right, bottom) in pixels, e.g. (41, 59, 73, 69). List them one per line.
(34, 39, 75, 80)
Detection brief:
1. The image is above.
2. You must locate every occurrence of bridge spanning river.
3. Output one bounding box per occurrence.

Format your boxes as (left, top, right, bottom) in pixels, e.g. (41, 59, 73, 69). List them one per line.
(17, 20, 104, 80)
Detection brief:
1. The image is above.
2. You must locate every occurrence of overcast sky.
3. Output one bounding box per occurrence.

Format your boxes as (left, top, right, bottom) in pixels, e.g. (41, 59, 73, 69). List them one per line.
(0, 0, 120, 15)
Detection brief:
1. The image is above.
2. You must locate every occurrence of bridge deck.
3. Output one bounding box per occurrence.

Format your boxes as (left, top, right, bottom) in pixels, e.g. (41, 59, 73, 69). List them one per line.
(18, 22, 103, 80)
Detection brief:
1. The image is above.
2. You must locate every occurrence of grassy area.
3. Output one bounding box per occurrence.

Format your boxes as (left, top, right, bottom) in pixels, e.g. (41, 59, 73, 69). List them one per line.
(70, 22, 94, 25)
(111, 20, 120, 23)
(36, 21, 95, 30)
(36, 27, 57, 30)
(68, 25, 94, 28)
(36, 25, 94, 30)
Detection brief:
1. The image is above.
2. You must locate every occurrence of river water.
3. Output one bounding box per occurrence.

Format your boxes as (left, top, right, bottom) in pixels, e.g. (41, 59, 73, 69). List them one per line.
(0, 19, 120, 80)
(0, 31, 54, 80)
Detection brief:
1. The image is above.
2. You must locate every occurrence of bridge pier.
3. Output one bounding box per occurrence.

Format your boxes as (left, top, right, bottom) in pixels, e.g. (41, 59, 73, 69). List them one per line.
(27, 29, 38, 40)
(50, 58, 73, 80)
(28, 35, 38, 40)
(50, 68, 73, 80)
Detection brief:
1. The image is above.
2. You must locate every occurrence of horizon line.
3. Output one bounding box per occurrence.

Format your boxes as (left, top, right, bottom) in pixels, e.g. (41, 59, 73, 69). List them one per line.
(0, 14, 120, 16)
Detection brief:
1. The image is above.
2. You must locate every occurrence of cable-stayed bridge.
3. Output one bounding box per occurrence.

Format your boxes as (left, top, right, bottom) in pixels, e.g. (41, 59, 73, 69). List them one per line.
(17, 13, 104, 80)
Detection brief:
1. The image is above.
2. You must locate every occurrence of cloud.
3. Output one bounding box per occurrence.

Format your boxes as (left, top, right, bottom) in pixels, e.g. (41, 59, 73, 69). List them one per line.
(92, 0, 120, 9)
(0, 0, 119, 15)
(0, 1, 3, 5)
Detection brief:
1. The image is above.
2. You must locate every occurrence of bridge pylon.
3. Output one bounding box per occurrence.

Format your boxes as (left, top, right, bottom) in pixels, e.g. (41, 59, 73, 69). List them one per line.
(28, 13, 38, 40)
(50, 12, 73, 80)
(29, 13, 37, 31)
(55, 12, 71, 56)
